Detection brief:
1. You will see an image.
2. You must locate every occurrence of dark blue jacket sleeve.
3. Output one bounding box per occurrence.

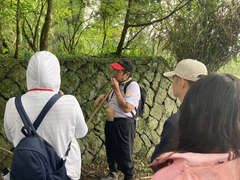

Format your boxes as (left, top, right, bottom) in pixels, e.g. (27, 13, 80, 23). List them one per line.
(151, 111, 180, 162)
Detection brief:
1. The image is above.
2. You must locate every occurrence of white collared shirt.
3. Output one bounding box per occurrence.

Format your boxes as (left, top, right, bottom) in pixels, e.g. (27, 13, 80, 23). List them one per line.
(108, 81, 141, 118)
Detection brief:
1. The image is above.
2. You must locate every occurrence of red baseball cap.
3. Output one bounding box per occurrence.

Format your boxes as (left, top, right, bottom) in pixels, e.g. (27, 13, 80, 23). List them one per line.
(110, 62, 125, 70)
(110, 59, 133, 73)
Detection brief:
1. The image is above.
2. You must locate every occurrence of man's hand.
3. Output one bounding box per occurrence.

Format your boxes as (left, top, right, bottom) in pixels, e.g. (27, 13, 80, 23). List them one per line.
(110, 78, 134, 113)
(58, 90, 64, 95)
(111, 77, 120, 91)
(94, 94, 105, 106)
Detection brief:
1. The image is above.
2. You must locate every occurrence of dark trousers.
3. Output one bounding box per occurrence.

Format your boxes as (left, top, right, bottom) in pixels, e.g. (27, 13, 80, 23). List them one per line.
(104, 117, 136, 177)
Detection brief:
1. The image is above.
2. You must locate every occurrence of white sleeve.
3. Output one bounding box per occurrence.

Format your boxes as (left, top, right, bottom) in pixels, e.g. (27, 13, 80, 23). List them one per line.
(73, 97, 88, 138)
(125, 82, 141, 108)
(4, 98, 14, 143)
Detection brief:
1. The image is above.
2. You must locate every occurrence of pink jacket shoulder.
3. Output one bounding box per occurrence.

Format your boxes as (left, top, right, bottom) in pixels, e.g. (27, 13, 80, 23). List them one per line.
(151, 152, 240, 180)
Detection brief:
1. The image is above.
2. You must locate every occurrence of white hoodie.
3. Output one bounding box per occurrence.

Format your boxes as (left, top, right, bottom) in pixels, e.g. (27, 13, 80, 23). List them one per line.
(4, 51, 88, 179)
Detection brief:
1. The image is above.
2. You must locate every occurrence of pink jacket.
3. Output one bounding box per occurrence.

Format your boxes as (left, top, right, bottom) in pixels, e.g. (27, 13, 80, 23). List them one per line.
(151, 152, 240, 180)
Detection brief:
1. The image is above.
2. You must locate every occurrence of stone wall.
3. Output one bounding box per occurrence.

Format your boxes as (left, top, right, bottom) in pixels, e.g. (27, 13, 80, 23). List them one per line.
(0, 56, 179, 170)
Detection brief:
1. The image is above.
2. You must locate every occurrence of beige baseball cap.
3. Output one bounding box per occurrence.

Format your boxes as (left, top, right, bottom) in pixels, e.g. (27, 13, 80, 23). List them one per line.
(163, 59, 208, 81)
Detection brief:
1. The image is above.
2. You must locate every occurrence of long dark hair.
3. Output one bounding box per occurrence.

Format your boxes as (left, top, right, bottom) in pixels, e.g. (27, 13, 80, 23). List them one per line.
(178, 73, 240, 153)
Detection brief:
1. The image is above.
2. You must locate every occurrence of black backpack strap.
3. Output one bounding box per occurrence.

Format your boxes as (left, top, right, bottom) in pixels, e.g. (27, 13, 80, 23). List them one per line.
(15, 94, 72, 156)
(123, 80, 134, 94)
(15, 96, 36, 133)
(15, 94, 63, 131)
(65, 141, 72, 157)
(109, 80, 134, 101)
(33, 94, 62, 130)
(123, 80, 138, 118)
(108, 90, 114, 101)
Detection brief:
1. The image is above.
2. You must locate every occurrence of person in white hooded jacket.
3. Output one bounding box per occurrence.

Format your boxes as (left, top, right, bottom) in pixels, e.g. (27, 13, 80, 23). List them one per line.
(4, 51, 88, 180)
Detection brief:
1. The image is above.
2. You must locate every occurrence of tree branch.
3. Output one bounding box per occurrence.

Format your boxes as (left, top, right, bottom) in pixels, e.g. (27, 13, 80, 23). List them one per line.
(25, 18, 34, 39)
(73, 24, 90, 49)
(129, 0, 193, 28)
(14, 0, 20, 58)
(123, 26, 146, 50)
(115, 0, 132, 56)
(22, 19, 37, 52)
(60, 34, 69, 52)
(70, 11, 94, 51)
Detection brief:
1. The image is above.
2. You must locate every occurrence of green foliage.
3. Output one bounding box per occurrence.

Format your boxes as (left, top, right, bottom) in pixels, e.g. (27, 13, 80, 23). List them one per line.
(218, 56, 240, 78)
(0, 0, 17, 54)
(0, 0, 239, 71)
(163, 0, 240, 71)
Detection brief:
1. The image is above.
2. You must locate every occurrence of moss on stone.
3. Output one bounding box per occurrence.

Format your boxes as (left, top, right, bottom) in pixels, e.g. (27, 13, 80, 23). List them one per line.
(0, 97, 6, 123)
(0, 79, 21, 99)
(63, 60, 84, 72)
(61, 71, 80, 93)
(0, 68, 7, 81)
(155, 87, 167, 105)
(134, 133, 143, 153)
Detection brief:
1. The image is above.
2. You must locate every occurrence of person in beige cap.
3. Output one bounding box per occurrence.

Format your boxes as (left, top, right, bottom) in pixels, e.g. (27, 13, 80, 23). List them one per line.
(151, 59, 208, 162)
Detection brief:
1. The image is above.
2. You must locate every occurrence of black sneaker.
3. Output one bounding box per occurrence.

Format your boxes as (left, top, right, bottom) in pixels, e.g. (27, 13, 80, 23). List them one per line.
(100, 172, 118, 180)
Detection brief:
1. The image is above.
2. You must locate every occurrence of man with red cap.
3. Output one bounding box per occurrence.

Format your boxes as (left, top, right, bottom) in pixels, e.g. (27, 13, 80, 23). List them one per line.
(95, 59, 141, 180)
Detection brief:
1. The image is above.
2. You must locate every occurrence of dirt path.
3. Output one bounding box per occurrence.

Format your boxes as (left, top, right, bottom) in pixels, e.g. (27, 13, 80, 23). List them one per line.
(81, 159, 152, 180)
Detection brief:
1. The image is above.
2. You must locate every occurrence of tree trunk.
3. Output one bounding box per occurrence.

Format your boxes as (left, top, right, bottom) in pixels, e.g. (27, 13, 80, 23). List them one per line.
(14, 0, 20, 58)
(115, 0, 132, 56)
(0, 17, 3, 54)
(40, 0, 53, 51)
(101, 13, 107, 53)
(34, 1, 45, 50)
